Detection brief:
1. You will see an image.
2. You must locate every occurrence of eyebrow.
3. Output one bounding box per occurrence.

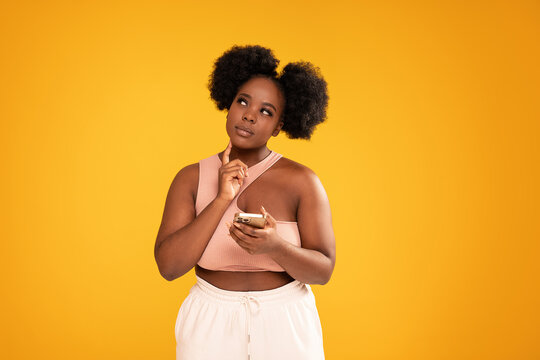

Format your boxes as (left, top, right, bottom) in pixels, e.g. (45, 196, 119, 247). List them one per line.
(238, 93, 277, 112)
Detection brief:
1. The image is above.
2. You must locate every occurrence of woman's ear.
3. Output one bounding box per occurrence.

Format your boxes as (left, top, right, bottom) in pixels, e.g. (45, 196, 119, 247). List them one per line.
(272, 121, 284, 137)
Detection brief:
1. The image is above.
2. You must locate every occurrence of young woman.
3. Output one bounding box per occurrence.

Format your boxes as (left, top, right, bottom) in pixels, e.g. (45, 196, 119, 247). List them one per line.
(154, 45, 336, 360)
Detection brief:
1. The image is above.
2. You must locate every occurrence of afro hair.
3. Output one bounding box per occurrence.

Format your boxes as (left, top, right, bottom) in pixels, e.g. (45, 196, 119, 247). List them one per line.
(208, 45, 328, 140)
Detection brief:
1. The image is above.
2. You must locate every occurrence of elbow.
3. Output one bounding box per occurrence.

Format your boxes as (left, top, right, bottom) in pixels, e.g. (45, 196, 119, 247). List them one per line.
(299, 255, 334, 285)
(315, 272, 332, 285)
(304, 266, 333, 285)
(316, 257, 335, 285)
(319, 276, 331, 285)
(305, 274, 331, 286)
(157, 262, 178, 281)
(155, 255, 191, 282)
(155, 253, 181, 281)
(161, 271, 178, 282)
(154, 243, 181, 281)
(158, 264, 185, 281)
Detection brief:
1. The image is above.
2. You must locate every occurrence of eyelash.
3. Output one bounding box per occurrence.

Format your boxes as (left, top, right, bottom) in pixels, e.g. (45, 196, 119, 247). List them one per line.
(237, 97, 273, 117)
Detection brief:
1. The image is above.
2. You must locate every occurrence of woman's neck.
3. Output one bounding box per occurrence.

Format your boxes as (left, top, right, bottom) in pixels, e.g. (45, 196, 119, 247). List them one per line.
(224, 145, 271, 167)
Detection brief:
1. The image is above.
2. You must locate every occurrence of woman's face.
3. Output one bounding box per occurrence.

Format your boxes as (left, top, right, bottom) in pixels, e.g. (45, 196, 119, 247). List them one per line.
(226, 76, 285, 149)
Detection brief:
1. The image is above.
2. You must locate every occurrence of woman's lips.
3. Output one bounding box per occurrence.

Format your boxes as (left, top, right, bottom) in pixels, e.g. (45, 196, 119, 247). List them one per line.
(235, 126, 254, 137)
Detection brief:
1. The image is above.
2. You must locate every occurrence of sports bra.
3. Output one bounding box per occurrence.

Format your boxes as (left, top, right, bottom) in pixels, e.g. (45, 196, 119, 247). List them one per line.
(195, 150, 301, 272)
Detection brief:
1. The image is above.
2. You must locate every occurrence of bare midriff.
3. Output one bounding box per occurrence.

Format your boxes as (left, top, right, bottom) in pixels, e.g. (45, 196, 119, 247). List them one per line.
(195, 265, 295, 291)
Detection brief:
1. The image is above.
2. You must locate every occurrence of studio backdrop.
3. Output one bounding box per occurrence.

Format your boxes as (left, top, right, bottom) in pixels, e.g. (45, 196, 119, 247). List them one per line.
(2, 1, 539, 359)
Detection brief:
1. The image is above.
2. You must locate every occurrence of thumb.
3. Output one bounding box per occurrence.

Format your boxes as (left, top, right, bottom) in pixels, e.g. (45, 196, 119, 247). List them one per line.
(261, 205, 276, 227)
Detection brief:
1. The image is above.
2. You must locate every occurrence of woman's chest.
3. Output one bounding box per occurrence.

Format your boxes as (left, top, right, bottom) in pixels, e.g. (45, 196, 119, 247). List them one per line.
(235, 172, 299, 222)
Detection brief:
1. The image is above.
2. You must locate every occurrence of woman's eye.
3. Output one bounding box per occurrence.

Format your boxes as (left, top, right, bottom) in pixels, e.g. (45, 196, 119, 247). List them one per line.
(237, 98, 247, 106)
(261, 109, 273, 116)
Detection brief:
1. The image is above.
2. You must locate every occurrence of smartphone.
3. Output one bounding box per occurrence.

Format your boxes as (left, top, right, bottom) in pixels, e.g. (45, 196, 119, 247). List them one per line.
(233, 212, 267, 228)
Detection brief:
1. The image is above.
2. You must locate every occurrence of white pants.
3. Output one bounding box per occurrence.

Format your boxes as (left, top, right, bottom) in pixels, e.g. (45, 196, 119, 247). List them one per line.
(175, 275, 325, 360)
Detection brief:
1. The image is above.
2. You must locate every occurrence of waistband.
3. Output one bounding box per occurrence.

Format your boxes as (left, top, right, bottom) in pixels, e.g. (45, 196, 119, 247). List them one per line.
(193, 275, 309, 306)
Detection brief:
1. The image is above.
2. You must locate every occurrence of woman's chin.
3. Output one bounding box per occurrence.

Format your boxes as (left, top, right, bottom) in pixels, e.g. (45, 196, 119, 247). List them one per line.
(229, 139, 267, 151)
(226, 128, 267, 150)
(230, 140, 254, 150)
(227, 133, 254, 148)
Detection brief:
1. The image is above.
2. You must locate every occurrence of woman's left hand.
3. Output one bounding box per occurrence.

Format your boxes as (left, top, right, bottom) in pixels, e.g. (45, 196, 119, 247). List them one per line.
(228, 206, 283, 255)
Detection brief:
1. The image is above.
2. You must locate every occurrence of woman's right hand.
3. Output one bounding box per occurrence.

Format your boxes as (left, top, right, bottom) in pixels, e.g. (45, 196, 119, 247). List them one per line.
(217, 141, 249, 201)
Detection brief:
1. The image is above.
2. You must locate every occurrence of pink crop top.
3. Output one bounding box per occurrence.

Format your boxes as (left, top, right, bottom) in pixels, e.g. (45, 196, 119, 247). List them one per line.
(195, 150, 301, 272)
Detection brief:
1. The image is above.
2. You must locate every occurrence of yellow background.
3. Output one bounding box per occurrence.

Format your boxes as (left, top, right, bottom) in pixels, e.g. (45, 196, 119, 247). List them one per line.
(2, 0, 539, 359)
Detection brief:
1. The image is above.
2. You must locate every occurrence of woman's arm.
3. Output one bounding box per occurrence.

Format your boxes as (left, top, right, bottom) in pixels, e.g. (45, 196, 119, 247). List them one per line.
(154, 164, 228, 281)
(229, 168, 336, 285)
(155, 144, 249, 281)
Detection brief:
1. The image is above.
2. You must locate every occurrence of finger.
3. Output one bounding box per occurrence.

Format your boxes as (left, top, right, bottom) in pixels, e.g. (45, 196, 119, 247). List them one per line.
(221, 165, 245, 177)
(233, 222, 260, 237)
(222, 170, 246, 186)
(222, 141, 232, 164)
(229, 229, 245, 244)
(228, 228, 256, 254)
(222, 167, 246, 179)
(229, 230, 247, 247)
(228, 223, 242, 242)
(261, 205, 276, 227)
(230, 224, 252, 239)
(226, 159, 249, 177)
(228, 227, 239, 240)
(230, 224, 256, 240)
(225, 165, 246, 177)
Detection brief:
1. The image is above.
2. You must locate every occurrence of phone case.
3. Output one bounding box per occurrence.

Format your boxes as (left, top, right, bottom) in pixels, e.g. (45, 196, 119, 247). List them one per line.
(233, 212, 267, 228)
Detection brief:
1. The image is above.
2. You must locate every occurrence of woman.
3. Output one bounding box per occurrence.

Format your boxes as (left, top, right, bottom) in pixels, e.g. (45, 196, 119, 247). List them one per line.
(154, 45, 336, 360)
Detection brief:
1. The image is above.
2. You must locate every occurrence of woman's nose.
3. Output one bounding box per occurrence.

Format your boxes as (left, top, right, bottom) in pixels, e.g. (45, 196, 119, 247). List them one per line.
(242, 108, 257, 123)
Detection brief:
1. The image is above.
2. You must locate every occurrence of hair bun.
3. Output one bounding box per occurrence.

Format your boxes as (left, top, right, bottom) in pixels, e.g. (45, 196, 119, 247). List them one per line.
(278, 62, 329, 139)
(208, 45, 279, 110)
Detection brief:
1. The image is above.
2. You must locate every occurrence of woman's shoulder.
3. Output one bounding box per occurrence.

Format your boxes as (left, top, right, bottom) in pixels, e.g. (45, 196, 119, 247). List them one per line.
(276, 156, 328, 202)
(169, 162, 199, 195)
(175, 162, 199, 179)
(275, 156, 320, 184)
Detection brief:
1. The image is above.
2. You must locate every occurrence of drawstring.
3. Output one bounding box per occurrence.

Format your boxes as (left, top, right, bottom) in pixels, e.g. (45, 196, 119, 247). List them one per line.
(240, 295, 260, 359)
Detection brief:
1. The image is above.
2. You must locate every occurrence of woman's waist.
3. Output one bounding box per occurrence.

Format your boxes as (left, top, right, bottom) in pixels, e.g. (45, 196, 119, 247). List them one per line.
(195, 265, 295, 291)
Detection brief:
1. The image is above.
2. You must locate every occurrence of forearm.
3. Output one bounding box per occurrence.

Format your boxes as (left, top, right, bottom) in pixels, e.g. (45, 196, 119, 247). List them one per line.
(269, 239, 334, 285)
(155, 197, 230, 280)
